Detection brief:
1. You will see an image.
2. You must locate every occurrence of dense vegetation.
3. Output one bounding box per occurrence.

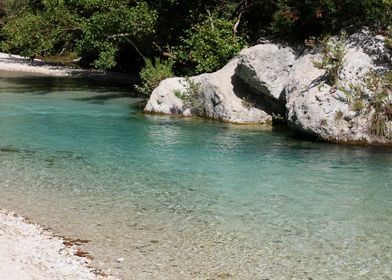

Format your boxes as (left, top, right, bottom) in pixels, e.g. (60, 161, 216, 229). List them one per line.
(0, 0, 391, 90)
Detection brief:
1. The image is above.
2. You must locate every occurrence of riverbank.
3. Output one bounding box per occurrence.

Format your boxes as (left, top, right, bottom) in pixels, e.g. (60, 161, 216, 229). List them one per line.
(0, 56, 127, 280)
(0, 52, 89, 76)
(0, 52, 135, 83)
(0, 209, 116, 280)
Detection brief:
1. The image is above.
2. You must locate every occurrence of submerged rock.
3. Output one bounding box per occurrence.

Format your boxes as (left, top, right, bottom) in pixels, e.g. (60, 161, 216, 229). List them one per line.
(145, 30, 392, 145)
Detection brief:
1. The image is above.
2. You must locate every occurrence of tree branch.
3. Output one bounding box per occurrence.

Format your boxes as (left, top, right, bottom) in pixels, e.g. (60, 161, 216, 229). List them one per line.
(233, 12, 242, 41)
(107, 33, 146, 60)
(152, 42, 177, 60)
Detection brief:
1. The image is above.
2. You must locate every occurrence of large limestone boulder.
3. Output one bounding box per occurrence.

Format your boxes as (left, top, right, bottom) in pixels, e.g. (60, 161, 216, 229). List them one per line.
(286, 31, 392, 144)
(145, 58, 272, 123)
(144, 77, 192, 116)
(145, 29, 391, 145)
(235, 44, 296, 105)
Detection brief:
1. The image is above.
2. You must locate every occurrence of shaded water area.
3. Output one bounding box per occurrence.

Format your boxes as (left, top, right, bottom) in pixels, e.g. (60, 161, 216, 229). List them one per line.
(0, 72, 391, 279)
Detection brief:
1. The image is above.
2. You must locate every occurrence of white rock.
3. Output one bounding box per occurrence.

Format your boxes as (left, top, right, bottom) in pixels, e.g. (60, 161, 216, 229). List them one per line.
(145, 58, 272, 124)
(0, 209, 116, 280)
(145, 30, 391, 145)
(286, 31, 392, 144)
(235, 44, 296, 102)
(144, 77, 191, 116)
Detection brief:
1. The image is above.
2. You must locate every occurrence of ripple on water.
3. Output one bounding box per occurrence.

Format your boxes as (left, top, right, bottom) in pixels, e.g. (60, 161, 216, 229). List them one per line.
(0, 77, 392, 279)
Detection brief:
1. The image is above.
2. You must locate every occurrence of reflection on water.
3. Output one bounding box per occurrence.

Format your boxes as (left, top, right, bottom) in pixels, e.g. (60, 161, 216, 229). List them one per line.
(0, 74, 392, 279)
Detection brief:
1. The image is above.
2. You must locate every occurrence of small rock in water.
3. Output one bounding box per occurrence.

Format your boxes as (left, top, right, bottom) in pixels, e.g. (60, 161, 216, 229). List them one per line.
(116, 257, 125, 262)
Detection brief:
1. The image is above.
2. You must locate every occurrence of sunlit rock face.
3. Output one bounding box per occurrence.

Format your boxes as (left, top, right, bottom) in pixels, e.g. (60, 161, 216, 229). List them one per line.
(145, 30, 392, 145)
(145, 57, 272, 124)
(286, 30, 392, 145)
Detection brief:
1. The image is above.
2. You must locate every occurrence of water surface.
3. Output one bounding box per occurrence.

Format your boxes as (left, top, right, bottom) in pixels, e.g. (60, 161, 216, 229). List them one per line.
(0, 74, 391, 279)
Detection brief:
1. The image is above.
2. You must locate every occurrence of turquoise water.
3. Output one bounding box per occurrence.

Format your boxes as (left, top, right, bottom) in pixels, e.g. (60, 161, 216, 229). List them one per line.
(0, 73, 392, 279)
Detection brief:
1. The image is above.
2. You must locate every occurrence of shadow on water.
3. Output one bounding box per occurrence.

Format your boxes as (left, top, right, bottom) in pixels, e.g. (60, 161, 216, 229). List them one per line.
(269, 124, 392, 160)
(0, 146, 21, 153)
(70, 92, 134, 101)
(0, 72, 135, 95)
(1, 71, 391, 154)
(0, 146, 37, 159)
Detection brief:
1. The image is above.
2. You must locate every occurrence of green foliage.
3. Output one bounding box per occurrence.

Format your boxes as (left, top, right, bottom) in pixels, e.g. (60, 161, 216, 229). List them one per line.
(270, 0, 392, 38)
(175, 78, 204, 115)
(314, 33, 347, 86)
(92, 42, 117, 70)
(344, 70, 392, 137)
(271, 2, 300, 35)
(65, 0, 124, 13)
(370, 110, 389, 137)
(77, 2, 157, 70)
(386, 26, 392, 49)
(1, 6, 80, 57)
(1, 0, 391, 73)
(352, 99, 366, 111)
(182, 78, 203, 115)
(135, 57, 174, 97)
(0, 0, 45, 16)
(148, 0, 240, 47)
(367, 72, 392, 137)
(0, 1, 157, 70)
(335, 110, 344, 121)
(176, 15, 246, 74)
(342, 82, 367, 111)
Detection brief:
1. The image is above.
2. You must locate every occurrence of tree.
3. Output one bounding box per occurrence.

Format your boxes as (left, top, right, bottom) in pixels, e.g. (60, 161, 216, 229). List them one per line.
(0, 1, 157, 70)
(76, 2, 157, 70)
(176, 15, 246, 74)
(0, 5, 80, 58)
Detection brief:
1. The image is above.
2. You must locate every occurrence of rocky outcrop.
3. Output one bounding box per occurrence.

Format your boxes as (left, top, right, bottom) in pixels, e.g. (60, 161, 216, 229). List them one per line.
(235, 44, 296, 113)
(145, 30, 392, 145)
(286, 30, 392, 144)
(145, 57, 272, 123)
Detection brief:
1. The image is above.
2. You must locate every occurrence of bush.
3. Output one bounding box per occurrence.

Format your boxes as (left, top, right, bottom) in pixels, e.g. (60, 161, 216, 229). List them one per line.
(135, 57, 174, 97)
(344, 70, 392, 137)
(174, 78, 204, 116)
(1, 6, 80, 58)
(76, 2, 157, 70)
(313, 32, 347, 86)
(386, 25, 392, 49)
(270, 0, 392, 38)
(176, 15, 246, 74)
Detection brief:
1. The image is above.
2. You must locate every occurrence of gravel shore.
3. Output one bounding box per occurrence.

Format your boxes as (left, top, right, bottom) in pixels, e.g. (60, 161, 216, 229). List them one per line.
(0, 210, 116, 280)
(0, 53, 125, 279)
(0, 52, 92, 76)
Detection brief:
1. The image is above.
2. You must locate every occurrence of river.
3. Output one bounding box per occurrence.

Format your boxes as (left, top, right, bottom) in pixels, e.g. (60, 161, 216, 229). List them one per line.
(0, 73, 391, 279)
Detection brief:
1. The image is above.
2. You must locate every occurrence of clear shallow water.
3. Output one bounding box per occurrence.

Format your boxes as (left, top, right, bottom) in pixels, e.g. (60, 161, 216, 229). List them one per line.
(0, 74, 392, 279)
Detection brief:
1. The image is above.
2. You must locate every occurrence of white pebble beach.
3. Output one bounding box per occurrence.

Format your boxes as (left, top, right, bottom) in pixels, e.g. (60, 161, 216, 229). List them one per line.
(0, 210, 117, 280)
(0, 52, 119, 279)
